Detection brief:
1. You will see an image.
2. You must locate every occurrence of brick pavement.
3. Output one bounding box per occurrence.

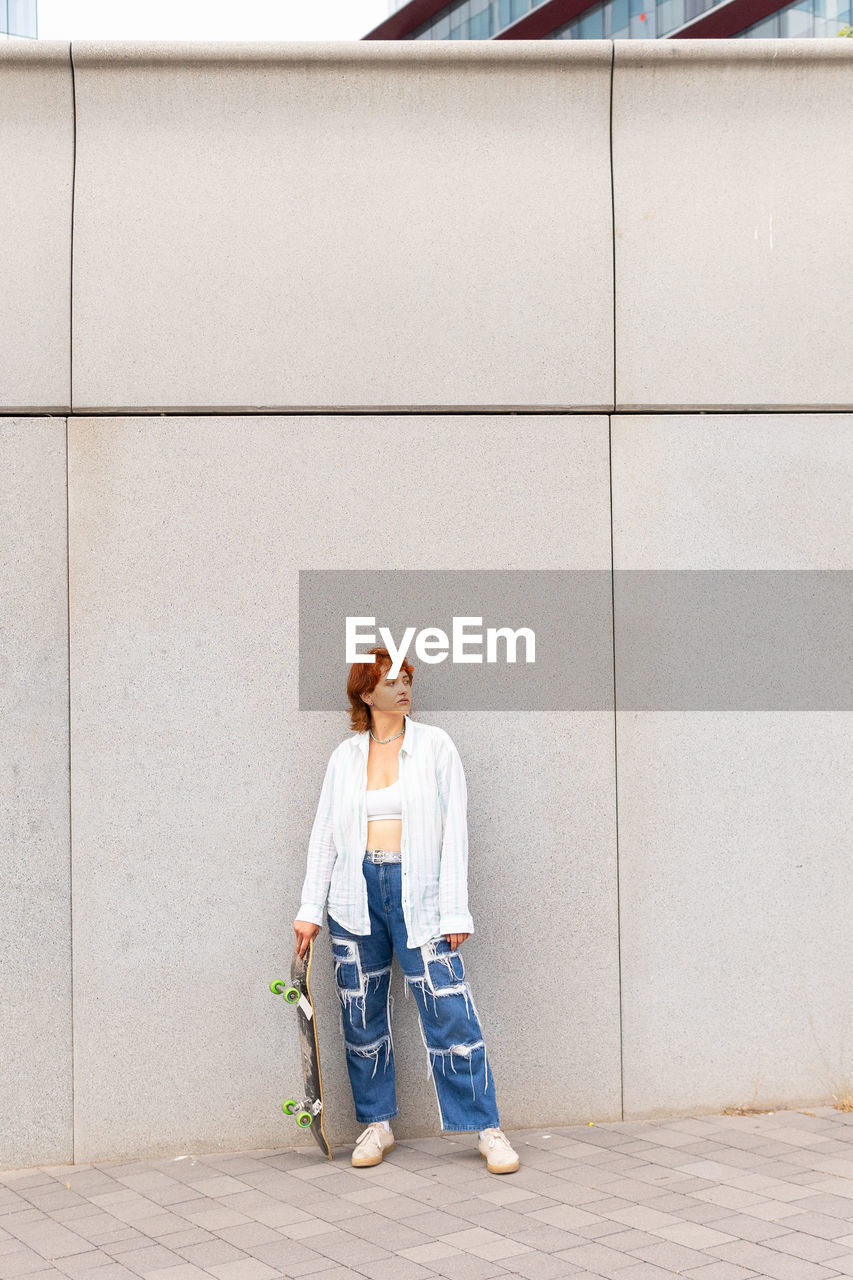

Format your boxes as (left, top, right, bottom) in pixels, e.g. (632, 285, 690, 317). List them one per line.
(3, 1107, 853, 1280)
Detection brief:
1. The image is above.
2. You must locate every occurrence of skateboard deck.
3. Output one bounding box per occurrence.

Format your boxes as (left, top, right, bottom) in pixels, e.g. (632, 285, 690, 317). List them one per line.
(269, 935, 332, 1160)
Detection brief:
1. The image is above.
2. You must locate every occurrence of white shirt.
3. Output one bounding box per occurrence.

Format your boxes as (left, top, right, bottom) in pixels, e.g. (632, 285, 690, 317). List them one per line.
(297, 715, 475, 949)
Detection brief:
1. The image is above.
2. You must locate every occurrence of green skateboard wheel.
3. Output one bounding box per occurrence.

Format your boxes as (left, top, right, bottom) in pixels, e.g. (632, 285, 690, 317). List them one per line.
(282, 1099, 298, 1114)
(270, 979, 301, 1003)
(296, 1111, 313, 1128)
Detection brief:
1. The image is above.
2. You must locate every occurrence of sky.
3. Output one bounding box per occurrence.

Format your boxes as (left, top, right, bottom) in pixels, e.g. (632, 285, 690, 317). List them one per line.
(37, 0, 391, 41)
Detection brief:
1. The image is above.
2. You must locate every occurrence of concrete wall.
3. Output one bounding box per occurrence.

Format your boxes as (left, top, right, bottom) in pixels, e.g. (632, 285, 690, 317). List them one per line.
(1, 38, 851, 1170)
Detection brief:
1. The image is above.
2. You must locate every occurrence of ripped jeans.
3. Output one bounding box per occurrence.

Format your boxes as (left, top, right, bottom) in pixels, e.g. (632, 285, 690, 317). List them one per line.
(326, 853, 500, 1132)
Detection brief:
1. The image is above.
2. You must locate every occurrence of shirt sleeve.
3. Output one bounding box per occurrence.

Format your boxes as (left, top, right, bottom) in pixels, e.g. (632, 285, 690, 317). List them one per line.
(436, 734, 475, 937)
(296, 751, 338, 927)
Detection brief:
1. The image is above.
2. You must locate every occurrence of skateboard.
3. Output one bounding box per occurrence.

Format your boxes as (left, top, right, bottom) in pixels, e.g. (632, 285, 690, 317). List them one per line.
(269, 935, 333, 1160)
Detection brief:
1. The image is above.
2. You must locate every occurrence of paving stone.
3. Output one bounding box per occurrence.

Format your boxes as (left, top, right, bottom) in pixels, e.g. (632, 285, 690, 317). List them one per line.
(115, 1246, 196, 1274)
(691, 1184, 778, 1210)
(171, 1207, 254, 1231)
(509, 1224, 593, 1253)
(397, 1241, 466, 1264)
(437, 1225, 533, 1261)
(141, 1267, 212, 1280)
(92, 1176, 167, 1196)
(599, 1204, 686, 1231)
(486, 1250, 585, 1279)
(681, 1264, 763, 1280)
(791, 1194, 853, 1219)
(621, 1238, 718, 1270)
(71, 1232, 143, 1250)
(476, 1185, 550, 1208)
(432, 1199, 526, 1229)
(396, 1210, 475, 1238)
(180, 1178, 251, 1200)
(652, 1221, 741, 1248)
(159, 1239, 245, 1269)
(348, 1258, 436, 1279)
(352, 1193, 439, 1222)
(11, 1113, 853, 1280)
(0, 1250, 53, 1279)
(142, 1229, 213, 1250)
(272, 1218, 333, 1242)
(205, 1262, 281, 1280)
(425, 1255, 514, 1279)
(551, 1239, 643, 1277)
(643, 1195, 732, 1222)
(0, 1179, 54, 1192)
(14, 1272, 70, 1280)
(523, 1203, 608, 1231)
(573, 1217, 640, 1240)
(544, 1182, 615, 1208)
(459, 1208, 544, 1236)
(599, 1177, 686, 1204)
(768, 1233, 853, 1264)
(11, 1197, 88, 1218)
(40, 1251, 115, 1275)
(771, 1212, 853, 1241)
(277, 1269, 363, 1280)
(123, 1213, 197, 1240)
(292, 1196, 378, 1226)
(51, 1269, 139, 1280)
(294, 1271, 378, 1280)
(214, 1224, 287, 1249)
(46, 1209, 116, 1227)
(612, 1265, 687, 1280)
(821, 1257, 853, 1278)
(0, 1198, 32, 1218)
(702, 1213, 797, 1242)
(734, 1198, 810, 1223)
(250, 1231, 388, 1269)
(103, 1236, 161, 1256)
(597, 1228, 664, 1251)
(1, 1220, 92, 1262)
(326, 1213, 431, 1251)
(708, 1239, 845, 1279)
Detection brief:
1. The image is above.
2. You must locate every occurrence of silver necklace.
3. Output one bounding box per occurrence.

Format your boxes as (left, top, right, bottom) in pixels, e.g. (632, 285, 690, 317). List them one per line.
(369, 727, 405, 744)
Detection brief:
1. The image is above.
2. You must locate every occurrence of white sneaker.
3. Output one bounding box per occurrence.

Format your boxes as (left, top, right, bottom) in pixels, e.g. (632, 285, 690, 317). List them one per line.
(351, 1121, 396, 1167)
(477, 1127, 520, 1173)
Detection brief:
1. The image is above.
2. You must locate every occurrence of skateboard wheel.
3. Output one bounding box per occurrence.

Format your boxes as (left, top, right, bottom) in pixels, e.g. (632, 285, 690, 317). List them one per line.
(282, 1099, 298, 1115)
(296, 1111, 313, 1128)
(270, 979, 301, 1003)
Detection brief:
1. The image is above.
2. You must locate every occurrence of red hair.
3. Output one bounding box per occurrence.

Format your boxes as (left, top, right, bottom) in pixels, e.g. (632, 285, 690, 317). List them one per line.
(347, 646, 414, 733)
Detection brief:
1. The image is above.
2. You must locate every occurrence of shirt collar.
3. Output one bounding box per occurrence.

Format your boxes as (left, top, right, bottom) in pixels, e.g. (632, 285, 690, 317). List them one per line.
(356, 713, 414, 757)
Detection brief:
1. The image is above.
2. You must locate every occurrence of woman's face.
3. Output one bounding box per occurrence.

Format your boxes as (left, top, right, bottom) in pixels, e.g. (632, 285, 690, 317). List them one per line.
(365, 666, 412, 716)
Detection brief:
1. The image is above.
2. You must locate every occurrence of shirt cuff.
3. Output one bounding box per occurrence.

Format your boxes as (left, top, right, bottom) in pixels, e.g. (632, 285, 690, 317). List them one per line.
(295, 903, 326, 927)
(438, 913, 474, 935)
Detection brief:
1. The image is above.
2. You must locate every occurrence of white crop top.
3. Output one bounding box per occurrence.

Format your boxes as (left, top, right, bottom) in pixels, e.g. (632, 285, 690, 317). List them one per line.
(365, 777, 402, 822)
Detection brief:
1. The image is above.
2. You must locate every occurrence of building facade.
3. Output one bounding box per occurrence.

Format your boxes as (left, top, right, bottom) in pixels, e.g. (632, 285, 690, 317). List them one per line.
(2, 0, 37, 39)
(365, 0, 853, 40)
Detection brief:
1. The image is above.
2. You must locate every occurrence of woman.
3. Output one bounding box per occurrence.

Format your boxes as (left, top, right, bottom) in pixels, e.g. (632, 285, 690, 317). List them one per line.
(293, 646, 519, 1174)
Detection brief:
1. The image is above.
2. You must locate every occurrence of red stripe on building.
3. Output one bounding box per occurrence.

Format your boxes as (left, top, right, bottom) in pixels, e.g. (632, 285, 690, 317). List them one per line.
(365, 0, 785, 39)
(363, 0, 451, 39)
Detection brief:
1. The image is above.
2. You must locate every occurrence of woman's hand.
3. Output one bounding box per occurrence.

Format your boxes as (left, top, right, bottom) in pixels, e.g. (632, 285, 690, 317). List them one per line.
(445, 932, 469, 950)
(293, 918, 320, 959)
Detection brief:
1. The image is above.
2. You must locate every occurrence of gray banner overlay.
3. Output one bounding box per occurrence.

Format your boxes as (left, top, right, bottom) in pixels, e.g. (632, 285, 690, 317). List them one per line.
(299, 570, 852, 711)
